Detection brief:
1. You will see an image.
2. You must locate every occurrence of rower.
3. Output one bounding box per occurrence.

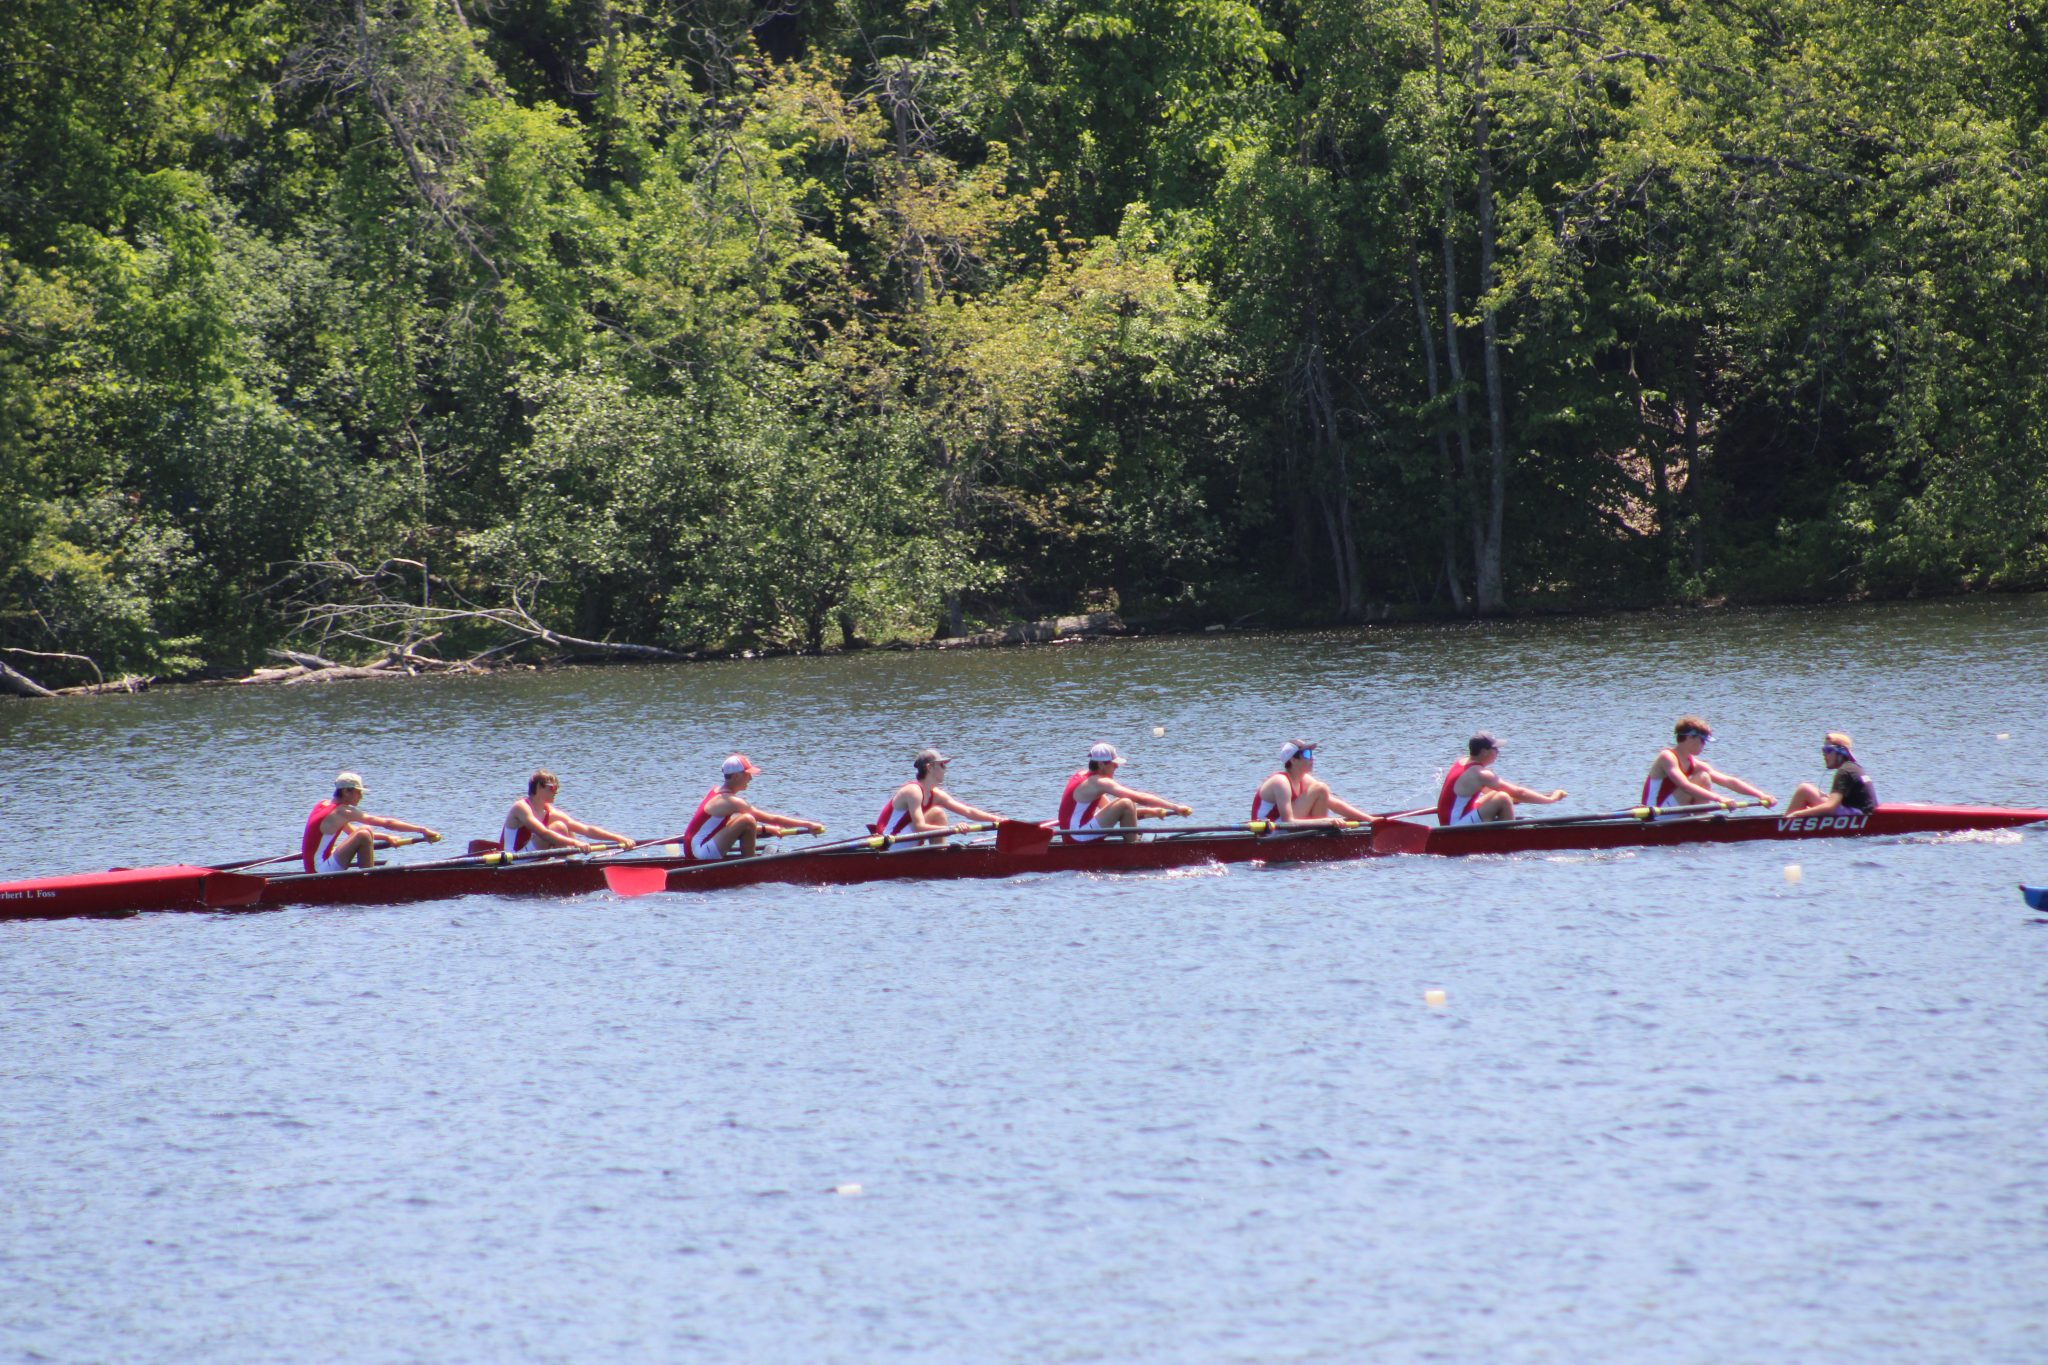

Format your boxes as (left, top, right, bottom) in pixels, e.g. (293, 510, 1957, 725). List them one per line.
(874, 749, 1004, 845)
(681, 754, 824, 859)
(1437, 734, 1566, 824)
(1643, 717, 1775, 810)
(1058, 743, 1191, 843)
(302, 771, 442, 872)
(501, 769, 635, 856)
(1785, 732, 1878, 815)
(1253, 740, 1371, 827)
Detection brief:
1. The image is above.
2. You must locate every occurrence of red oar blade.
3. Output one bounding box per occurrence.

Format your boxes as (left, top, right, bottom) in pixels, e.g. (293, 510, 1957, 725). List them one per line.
(995, 820, 1056, 856)
(201, 872, 269, 908)
(604, 865, 675, 898)
(467, 839, 503, 857)
(1369, 820, 1433, 855)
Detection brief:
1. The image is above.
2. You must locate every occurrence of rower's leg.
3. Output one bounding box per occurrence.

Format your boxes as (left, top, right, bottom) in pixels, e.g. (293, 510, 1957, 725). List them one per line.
(339, 829, 378, 868)
(716, 815, 760, 858)
(1101, 797, 1140, 842)
(1477, 791, 1516, 823)
(1785, 782, 1823, 814)
(1298, 781, 1332, 819)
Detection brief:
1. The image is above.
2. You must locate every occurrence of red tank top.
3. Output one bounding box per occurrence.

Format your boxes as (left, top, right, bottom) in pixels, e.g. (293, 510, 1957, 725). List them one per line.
(1251, 772, 1304, 821)
(1058, 771, 1106, 837)
(505, 797, 553, 852)
(874, 786, 938, 836)
(1643, 750, 1695, 807)
(681, 787, 726, 857)
(1436, 761, 1476, 826)
(302, 799, 339, 872)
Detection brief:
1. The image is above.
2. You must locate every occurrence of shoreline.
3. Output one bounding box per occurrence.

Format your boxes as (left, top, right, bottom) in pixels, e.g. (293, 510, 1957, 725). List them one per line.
(5, 588, 2040, 702)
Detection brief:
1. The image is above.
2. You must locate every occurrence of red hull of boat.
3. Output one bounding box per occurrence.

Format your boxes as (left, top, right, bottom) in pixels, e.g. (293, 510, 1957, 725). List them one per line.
(1369, 802, 2048, 856)
(643, 827, 1383, 894)
(0, 865, 228, 920)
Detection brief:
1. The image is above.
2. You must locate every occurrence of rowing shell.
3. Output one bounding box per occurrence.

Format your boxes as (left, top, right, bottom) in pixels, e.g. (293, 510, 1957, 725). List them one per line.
(608, 826, 1384, 896)
(1369, 803, 2048, 856)
(0, 854, 693, 921)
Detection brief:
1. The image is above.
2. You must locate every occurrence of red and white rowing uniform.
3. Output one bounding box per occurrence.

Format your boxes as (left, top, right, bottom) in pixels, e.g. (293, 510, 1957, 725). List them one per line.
(1058, 771, 1109, 842)
(1437, 761, 1484, 826)
(500, 798, 554, 854)
(682, 787, 735, 860)
(302, 799, 349, 873)
(1252, 772, 1305, 823)
(874, 786, 939, 837)
(1642, 750, 1699, 808)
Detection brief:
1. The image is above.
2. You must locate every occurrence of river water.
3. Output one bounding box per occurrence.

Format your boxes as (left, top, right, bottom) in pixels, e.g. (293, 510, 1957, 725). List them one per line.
(4, 597, 2046, 1362)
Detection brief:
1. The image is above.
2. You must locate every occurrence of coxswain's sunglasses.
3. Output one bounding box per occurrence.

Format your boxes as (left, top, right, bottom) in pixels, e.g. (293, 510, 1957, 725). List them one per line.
(1821, 743, 1851, 758)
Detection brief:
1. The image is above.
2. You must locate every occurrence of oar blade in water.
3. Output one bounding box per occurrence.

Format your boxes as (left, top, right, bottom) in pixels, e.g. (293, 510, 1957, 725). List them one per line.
(605, 865, 675, 898)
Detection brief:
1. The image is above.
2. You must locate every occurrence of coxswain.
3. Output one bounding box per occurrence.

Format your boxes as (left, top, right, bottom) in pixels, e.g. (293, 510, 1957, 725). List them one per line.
(874, 749, 1005, 844)
(1252, 741, 1372, 827)
(681, 755, 824, 859)
(1785, 732, 1878, 815)
(1437, 734, 1566, 824)
(302, 771, 442, 873)
(1058, 743, 1191, 842)
(1642, 717, 1775, 810)
(501, 769, 635, 855)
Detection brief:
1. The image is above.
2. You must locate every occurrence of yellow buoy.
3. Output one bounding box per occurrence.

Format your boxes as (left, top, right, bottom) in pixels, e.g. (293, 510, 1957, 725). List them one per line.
(1783, 864, 1804, 885)
(1152, 726, 1166, 738)
(1424, 989, 1447, 1009)
(833, 1183, 863, 1197)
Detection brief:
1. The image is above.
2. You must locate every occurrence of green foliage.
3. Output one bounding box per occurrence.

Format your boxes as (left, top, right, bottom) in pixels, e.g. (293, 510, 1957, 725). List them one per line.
(2, 0, 2045, 688)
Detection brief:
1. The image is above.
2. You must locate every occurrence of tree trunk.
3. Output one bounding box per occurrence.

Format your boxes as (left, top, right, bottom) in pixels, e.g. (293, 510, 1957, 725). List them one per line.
(0, 658, 57, 698)
(1410, 250, 1468, 613)
(1429, 0, 1485, 594)
(1472, 38, 1507, 614)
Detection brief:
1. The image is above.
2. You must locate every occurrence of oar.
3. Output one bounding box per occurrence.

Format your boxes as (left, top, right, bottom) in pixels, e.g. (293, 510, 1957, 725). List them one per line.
(605, 824, 995, 899)
(216, 834, 435, 872)
(1474, 797, 1772, 831)
(997, 806, 1432, 855)
(200, 871, 270, 908)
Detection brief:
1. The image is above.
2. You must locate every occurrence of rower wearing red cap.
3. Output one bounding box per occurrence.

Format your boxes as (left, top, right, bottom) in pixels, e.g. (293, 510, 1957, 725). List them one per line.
(1058, 743, 1192, 842)
(1642, 717, 1775, 810)
(303, 771, 442, 872)
(1437, 735, 1566, 825)
(500, 770, 636, 855)
(1253, 741, 1371, 827)
(681, 754, 824, 859)
(875, 749, 1005, 843)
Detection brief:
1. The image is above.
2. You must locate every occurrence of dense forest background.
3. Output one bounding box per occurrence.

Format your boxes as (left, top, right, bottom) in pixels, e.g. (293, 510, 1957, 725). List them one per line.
(4, 0, 2047, 686)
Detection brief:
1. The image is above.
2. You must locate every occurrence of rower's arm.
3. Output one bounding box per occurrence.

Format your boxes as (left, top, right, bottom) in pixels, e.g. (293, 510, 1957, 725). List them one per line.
(363, 813, 443, 841)
(1707, 767, 1774, 803)
(559, 813, 632, 848)
(1654, 757, 1721, 803)
(754, 807, 825, 834)
(1105, 779, 1191, 816)
(933, 790, 1002, 823)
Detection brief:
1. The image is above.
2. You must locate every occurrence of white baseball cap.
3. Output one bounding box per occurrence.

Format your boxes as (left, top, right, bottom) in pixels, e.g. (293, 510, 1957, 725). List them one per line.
(1087, 743, 1124, 764)
(1279, 740, 1317, 763)
(721, 754, 760, 776)
(334, 770, 365, 793)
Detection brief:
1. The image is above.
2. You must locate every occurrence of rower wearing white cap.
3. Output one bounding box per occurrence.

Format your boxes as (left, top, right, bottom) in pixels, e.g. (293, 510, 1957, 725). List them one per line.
(874, 749, 1005, 844)
(302, 772, 442, 873)
(1253, 741, 1371, 827)
(1057, 743, 1192, 843)
(680, 754, 824, 860)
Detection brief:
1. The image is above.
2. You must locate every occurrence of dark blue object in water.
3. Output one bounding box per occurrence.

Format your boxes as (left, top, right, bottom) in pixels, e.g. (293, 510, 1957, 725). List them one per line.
(2023, 885, 2048, 911)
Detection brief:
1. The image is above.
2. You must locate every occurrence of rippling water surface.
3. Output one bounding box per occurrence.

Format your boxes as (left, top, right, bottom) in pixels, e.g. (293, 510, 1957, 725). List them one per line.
(5, 598, 2047, 1362)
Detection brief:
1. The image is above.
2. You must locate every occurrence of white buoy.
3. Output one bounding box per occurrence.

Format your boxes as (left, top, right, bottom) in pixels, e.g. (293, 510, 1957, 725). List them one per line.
(1152, 726, 1166, 738)
(1997, 733, 2011, 741)
(1424, 989, 1447, 1009)
(1783, 864, 1803, 886)
(833, 1183, 863, 1197)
